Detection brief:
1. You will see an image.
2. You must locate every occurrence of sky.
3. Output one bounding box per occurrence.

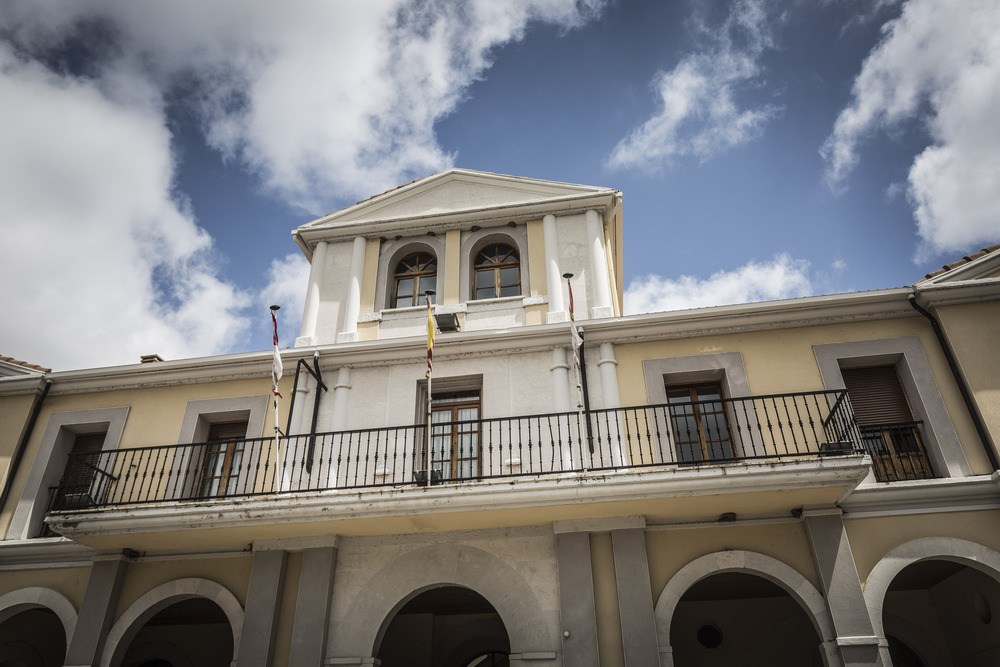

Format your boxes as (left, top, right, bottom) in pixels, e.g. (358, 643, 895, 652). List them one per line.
(1, 0, 998, 371)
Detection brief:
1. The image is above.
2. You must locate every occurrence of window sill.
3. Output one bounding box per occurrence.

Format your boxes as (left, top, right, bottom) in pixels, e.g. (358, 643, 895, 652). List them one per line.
(364, 295, 547, 323)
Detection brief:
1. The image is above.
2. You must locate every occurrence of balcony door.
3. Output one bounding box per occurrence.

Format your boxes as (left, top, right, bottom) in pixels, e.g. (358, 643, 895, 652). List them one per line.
(199, 420, 249, 497)
(666, 383, 734, 464)
(841, 365, 933, 481)
(429, 392, 481, 481)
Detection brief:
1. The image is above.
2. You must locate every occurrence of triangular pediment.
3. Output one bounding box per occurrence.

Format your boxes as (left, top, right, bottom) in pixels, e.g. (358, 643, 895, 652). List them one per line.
(917, 243, 1000, 286)
(302, 169, 614, 229)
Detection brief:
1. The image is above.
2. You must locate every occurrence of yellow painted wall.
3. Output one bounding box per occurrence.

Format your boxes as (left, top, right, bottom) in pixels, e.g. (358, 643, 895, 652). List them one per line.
(0, 393, 38, 507)
(845, 509, 1000, 584)
(0, 566, 90, 608)
(590, 532, 623, 667)
(0, 374, 291, 537)
(359, 239, 381, 315)
(444, 229, 461, 305)
(114, 554, 253, 619)
(526, 219, 546, 298)
(613, 316, 992, 473)
(272, 551, 301, 667)
(935, 300, 1000, 460)
(645, 521, 820, 594)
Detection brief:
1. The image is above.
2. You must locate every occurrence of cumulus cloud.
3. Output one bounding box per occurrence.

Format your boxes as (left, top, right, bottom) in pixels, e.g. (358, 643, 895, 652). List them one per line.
(0, 0, 605, 369)
(821, 0, 1000, 256)
(259, 254, 311, 346)
(623, 254, 813, 314)
(0, 43, 250, 370)
(607, 0, 781, 170)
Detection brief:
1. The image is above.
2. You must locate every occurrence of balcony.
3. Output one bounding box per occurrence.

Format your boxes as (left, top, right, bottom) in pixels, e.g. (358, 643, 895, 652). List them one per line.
(48, 390, 866, 512)
(858, 421, 935, 482)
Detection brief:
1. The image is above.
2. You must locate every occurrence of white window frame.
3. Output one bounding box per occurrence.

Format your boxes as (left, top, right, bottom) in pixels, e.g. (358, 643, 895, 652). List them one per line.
(812, 337, 970, 478)
(8, 407, 129, 539)
(641, 353, 754, 463)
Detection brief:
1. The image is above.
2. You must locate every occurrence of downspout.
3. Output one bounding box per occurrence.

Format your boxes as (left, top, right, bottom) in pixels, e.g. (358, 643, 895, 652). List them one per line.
(908, 291, 998, 471)
(0, 379, 51, 514)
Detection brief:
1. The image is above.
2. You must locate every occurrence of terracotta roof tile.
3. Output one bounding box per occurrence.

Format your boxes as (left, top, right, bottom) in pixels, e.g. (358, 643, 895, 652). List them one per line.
(0, 355, 50, 373)
(923, 242, 1000, 280)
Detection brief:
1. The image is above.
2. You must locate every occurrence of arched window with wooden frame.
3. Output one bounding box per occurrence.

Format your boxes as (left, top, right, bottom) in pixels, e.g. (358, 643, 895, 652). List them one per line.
(393, 252, 437, 308)
(474, 244, 520, 300)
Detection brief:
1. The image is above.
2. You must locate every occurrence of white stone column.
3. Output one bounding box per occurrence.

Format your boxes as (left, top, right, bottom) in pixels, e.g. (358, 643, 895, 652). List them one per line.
(337, 236, 367, 343)
(551, 347, 571, 413)
(551, 346, 575, 468)
(544, 214, 567, 323)
(598, 342, 623, 466)
(282, 372, 313, 491)
(330, 366, 352, 432)
(585, 209, 613, 319)
(328, 366, 352, 488)
(297, 240, 328, 346)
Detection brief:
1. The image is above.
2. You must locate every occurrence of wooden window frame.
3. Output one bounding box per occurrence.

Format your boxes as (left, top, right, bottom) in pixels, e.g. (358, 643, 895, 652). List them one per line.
(197, 420, 249, 498)
(392, 252, 437, 308)
(429, 391, 481, 481)
(665, 382, 735, 464)
(473, 244, 520, 300)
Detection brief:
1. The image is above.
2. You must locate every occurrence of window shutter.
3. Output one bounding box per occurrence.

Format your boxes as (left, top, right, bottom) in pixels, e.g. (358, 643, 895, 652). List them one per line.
(841, 366, 913, 426)
(71, 431, 107, 454)
(208, 421, 249, 441)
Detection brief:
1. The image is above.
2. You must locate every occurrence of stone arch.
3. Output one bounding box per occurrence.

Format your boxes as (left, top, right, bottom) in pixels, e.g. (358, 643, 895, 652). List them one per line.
(375, 237, 447, 310)
(0, 587, 77, 648)
(863, 537, 1000, 637)
(331, 543, 556, 658)
(653, 550, 835, 650)
(100, 578, 243, 667)
(460, 227, 530, 301)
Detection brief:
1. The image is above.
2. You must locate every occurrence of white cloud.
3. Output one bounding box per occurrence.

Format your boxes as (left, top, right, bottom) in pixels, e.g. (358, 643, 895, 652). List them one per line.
(2, 0, 606, 211)
(606, 0, 781, 170)
(821, 0, 1000, 256)
(0, 0, 606, 370)
(0, 44, 250, 370)
(623, 254, 813, 314)
(259, 254, 311, 347)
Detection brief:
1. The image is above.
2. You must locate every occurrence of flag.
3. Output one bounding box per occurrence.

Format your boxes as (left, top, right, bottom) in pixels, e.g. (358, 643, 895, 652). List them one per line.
(426, 297, 435, 379)
(271, 309, 283, 398)
(568, 279, 582, 366)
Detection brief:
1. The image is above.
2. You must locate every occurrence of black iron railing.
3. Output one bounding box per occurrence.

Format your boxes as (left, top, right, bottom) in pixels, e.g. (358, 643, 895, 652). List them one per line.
(858, 421, 935, 482)
(48, 390, 866, 510)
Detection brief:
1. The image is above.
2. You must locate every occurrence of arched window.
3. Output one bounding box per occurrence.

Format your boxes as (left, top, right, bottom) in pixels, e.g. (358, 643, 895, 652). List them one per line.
(474, 244, 520, 300)
(393, 252, 437, 308)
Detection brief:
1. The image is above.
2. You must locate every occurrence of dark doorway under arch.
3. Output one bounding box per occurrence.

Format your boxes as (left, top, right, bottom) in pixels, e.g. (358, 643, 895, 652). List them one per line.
(883, 559, 1000, 666)
(377, 586, 510, 667)
(669, 572, 823, 666)
(0, 607, 66, 667)
(121, 597, 232, 667)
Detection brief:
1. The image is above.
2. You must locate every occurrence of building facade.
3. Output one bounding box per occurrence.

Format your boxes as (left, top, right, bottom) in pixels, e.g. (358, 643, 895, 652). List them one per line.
(0, 170, 998, 667)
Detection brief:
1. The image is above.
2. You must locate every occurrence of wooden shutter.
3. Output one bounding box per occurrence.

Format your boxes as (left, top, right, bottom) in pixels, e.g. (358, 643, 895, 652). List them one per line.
(207, 420, 248, 441)
(841, 366, 913, 426)
(71, 431, 107, 454)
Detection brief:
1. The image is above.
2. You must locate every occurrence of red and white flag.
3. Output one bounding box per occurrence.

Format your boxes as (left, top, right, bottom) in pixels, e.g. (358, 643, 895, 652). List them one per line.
(271, 309, 283, 398)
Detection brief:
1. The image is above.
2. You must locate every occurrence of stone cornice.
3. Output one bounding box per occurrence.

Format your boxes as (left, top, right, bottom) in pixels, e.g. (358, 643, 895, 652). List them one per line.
(47, 456, 871, 542)
(2, 287, 931, 396)
(840, 475, 1000, 517)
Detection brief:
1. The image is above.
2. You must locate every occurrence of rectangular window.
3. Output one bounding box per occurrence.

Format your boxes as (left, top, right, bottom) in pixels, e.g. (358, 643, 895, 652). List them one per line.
(841, 366, 934, 481)
(429, 392, 481, 481)
(198, 420, 249, 497)
(666, 383, 734, 464)
(44, 431, 109, 533)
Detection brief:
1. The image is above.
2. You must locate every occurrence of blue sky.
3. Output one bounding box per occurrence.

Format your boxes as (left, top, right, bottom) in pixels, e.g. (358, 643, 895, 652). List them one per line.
(2, 0, 998, 371)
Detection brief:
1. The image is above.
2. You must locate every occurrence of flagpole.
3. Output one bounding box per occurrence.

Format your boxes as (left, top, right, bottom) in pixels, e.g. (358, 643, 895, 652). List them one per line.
(424, 290, 436, 486)
(270, 305, 283, 491)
